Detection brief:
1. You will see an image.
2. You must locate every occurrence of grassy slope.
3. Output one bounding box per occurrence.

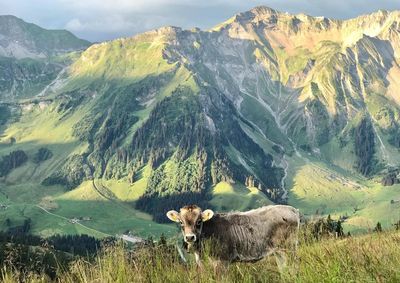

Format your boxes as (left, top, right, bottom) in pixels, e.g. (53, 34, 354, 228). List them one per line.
(239, 40, 396, 233)
(220, 94, 400, 235)
(0, 34, 197, 238)
(0, 180, 174, 238)
(210, 181, 273, 212)
(3, 230, 400, 282)
(0, 103, 175, 237)
(287, 156, 400, 233)
(241, 40, 400, 232)
(101, 166, 152, 202)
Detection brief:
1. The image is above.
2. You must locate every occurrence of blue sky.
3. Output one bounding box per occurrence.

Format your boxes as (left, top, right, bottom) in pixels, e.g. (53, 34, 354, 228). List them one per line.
(1, 0, 399, 42)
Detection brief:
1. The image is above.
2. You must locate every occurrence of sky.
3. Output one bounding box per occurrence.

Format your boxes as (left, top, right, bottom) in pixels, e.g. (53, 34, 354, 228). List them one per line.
(1, 0, 399, 42)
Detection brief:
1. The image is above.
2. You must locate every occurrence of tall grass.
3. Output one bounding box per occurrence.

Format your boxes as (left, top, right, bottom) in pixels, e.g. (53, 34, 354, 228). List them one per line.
(2, 230, 400, 282)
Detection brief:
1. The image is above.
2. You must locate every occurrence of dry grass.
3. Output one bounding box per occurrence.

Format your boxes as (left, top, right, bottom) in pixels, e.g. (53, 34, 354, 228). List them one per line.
(2, 230, 400, 282)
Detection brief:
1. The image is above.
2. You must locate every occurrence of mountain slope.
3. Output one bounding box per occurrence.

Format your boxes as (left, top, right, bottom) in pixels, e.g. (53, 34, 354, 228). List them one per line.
(0, 15, 90, 58)
(1, 7, 400, 236)
(0, 15, 90, 101)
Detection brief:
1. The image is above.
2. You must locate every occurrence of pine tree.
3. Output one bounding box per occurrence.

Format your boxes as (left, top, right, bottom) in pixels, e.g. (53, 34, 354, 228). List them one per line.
(374, 222, 383, 233)
(159, 233, 167, 247)
(326, 214, 335, 233)
(146, 236, 155, 247)
(393, 220, 400, 231)
(335, 220, 344, 238)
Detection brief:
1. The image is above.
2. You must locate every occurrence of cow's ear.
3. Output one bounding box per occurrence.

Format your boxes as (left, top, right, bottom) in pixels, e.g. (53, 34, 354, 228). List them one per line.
(201, 209, 214, 222)
(166, 210, 180, 222)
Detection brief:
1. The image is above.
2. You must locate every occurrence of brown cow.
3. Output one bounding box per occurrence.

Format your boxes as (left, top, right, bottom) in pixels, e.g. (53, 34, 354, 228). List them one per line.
(167, 204, 300, 266)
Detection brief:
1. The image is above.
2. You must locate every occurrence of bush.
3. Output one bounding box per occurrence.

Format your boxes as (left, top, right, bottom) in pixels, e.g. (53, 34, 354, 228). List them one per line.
(0, 150, 28, 177)
(33, 148, 53, 164)
(42, 155, 91, 189)
(0, 105, 11, 125)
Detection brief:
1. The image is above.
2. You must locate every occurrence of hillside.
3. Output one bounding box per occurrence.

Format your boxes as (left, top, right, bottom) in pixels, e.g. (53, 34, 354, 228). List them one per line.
(0, 15, 90, 59)
(1, 7, 400, 238)
(2, 229, 400, 282)
(0, 15, 90, 101)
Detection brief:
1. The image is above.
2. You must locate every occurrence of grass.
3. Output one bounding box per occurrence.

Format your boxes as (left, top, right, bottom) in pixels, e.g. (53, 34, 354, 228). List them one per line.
(54, 181, 173, 237)
(210, 182, 273, 212)
(287, 158, 400, 233)
(101, 166, 152, 202)
(2, 229, 400, 282)
(2, 152, 398, 239)
(68, 35, 175, 84)
(0, 180, 174, 239)
(0, 54, 197, 239)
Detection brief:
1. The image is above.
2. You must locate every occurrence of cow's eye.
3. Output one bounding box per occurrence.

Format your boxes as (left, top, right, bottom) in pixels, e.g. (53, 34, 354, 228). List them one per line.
(196, 220, 202, 227)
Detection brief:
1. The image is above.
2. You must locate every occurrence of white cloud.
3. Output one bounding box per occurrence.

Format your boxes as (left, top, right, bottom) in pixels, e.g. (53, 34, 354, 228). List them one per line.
(65, 18, 82, 31)
(1, 0, 399, 41)
(66, 16, 139, 32)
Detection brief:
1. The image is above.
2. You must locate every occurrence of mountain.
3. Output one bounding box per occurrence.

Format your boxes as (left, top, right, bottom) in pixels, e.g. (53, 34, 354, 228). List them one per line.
(1, 7, 400, 237)
(0, 15, 90, 100)
(0, 15, 90, 58)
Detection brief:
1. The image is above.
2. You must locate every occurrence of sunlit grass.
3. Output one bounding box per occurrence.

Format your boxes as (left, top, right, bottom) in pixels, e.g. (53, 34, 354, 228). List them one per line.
(2, 230, 400, 282)
(210, 181, 273, 212)
(288, 161, 400, 233)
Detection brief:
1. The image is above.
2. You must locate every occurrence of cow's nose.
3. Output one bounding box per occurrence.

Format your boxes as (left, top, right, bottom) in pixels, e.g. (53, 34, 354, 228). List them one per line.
(185, 234, 196, 242)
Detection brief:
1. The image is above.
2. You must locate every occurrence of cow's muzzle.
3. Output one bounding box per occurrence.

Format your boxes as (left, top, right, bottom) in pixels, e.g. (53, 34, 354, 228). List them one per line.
(184, 234, 197, 243)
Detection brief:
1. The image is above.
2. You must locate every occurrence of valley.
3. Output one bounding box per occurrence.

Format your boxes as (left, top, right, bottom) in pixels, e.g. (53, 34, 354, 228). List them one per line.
(1, 7, 400, 238)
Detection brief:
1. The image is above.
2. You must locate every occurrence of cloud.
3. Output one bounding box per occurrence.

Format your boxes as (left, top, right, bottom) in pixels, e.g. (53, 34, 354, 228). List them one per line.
(66, 16, 141, 33)
(1, 0, 399, 42)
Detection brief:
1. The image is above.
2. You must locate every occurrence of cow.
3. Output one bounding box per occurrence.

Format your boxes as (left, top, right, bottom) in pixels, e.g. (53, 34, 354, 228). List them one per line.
(166, 204, 300, 267)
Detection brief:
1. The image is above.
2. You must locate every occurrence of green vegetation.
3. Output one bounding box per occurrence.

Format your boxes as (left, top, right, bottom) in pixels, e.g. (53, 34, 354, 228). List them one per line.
(0, 180, 173, 239)
(288, 158, 400, 233)
(0, 105, 11, 125)
(1, 7, 400, 239)
(114, 85, 282, 222)
(305, 99, 331, 146)
(2, 227, 400, 282)
(42, 154, 92, 189)
(0, 57, 63, 99)
(210, 182, 273, 212)
(354, 116, 376, 176)
(0, 150, 28, 177)
(33, 148, 53, 164)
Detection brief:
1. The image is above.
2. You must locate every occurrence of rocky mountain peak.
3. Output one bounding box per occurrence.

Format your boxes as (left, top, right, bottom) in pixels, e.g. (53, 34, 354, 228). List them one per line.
(249, 6, 279, 17)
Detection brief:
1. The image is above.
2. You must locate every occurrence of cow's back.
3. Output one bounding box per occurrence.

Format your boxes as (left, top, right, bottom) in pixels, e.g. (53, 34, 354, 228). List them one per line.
(201, 205, 299, 261)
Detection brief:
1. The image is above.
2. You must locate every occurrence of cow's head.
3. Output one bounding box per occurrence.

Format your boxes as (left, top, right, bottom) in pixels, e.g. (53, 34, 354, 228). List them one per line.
(166, 205, 214, 246)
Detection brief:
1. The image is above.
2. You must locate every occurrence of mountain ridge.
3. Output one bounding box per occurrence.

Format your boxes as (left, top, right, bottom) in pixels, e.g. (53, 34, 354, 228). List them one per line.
(0, 7, 400, 236)
(0, 15, 90, 59)
(0, 15, 90, 101)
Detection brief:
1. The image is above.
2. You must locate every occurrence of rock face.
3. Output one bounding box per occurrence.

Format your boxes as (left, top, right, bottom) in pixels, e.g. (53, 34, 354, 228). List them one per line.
(1, 7, 400, 222)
